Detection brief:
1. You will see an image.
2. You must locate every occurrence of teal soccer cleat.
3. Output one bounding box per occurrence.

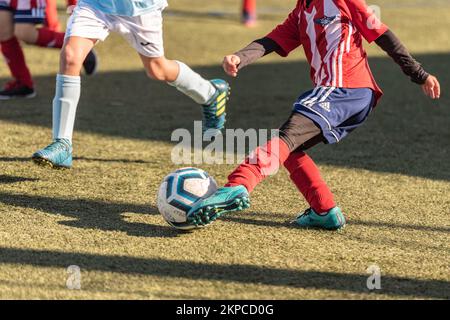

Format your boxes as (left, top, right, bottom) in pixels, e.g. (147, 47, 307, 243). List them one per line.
(187, 185, 250, 227)
(202, 79, 230, 139)
(295, 207, 346, 230)
(32, 138, 73, 169)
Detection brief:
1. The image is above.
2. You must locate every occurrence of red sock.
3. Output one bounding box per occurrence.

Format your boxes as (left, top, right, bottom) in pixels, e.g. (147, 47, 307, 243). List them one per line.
(36, 27, 65, 48)
(45, 0, 61, 32)
(0, 37, 34, 88)
(226, 137, 291, 193)
(243, 0, 257, 17)
(284, 151, 336, 214)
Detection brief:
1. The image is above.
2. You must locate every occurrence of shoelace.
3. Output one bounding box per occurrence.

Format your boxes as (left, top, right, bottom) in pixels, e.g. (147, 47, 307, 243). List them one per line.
(298, 208, 312, 219)
(44, 140, 70, 152)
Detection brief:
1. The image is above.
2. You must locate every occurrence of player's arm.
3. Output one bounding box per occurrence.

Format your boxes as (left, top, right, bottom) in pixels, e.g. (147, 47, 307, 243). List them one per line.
(223, 38, 281, 77)
(375, 30, 440, 99)
(223, 2, 301, 77)
(345, 0, 440, 99)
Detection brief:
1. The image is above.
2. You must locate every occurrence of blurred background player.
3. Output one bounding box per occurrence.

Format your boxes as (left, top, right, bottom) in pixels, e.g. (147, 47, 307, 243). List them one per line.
(242, 0, 256, 27)
(45, 0, 78, 32)
(0, 0, 96, 100)
(32, 0, 230, 169)
(187, 0, 441, 231)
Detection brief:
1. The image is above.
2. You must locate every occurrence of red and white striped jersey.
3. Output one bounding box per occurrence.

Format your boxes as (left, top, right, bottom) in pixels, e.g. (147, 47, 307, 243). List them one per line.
(267, 0, 388, 103)
(0, 0, 46, 11)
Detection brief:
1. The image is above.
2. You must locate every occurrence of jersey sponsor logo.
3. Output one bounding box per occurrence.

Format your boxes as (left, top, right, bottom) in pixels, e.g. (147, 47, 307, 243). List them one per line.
(314, 15, 338, 26)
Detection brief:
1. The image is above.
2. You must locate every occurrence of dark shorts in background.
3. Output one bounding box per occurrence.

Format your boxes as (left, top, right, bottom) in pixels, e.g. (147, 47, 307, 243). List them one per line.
(0, 0, 46, 24)
(293, 87, 375, 144)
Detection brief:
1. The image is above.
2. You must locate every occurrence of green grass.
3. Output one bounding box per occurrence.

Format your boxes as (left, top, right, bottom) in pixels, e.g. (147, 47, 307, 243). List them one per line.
(0, 0, 449, 299)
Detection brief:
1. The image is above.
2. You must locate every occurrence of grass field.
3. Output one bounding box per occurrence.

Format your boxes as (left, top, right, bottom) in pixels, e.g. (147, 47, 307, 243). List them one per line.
(0, 0, 449, 300)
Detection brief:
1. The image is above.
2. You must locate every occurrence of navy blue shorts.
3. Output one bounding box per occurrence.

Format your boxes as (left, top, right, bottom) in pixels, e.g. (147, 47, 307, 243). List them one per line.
(293, 87, 375, 144)
(0, 1, 46, 24)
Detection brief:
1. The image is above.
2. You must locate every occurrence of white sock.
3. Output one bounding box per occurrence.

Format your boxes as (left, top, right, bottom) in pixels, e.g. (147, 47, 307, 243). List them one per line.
(52, 74, 81, 142)
(168, 61, 217, 104)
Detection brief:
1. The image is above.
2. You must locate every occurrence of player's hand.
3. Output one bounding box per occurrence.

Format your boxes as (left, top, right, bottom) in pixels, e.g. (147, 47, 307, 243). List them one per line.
(422, 75, 441, 99)
(223, 55, 241, 77)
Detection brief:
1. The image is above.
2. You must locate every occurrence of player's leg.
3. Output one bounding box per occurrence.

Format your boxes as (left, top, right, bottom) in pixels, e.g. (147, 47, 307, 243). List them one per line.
(13, 0, 96, 75)
(0, 8, 35, 99)
(118, 7, 229, 137)
(32, 3, 107, 169)
(281, 114, 345, 229)
(140, 55, 230, 137)
(186, 112, 323, 227)
(188, 87, 375, 229)
(242, 0, 257, 27)
(14, 22, 64, 47)
(13, 0, 65, 48)
(32, 35, 95, 168)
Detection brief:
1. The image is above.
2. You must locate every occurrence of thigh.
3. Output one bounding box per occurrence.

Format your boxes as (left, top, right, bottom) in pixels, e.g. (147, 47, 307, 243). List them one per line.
(14, 23, 38, 43)
(279, 112, 323, 151)
(0, 9, 14, 40)
(116, 9, 164, 58)
(65, 3, 110, 42)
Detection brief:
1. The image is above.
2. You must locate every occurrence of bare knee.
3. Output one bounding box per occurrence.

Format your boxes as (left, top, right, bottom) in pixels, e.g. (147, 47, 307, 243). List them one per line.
(145, 58, 171, 81)
(61, 44, 84, 73)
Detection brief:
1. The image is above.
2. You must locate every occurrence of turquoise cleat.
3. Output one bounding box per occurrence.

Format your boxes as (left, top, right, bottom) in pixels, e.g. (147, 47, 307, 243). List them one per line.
(32, 138, 73, 169)
(295, 207, 346, 230)
(187, 185, 250, 227)
(202, 79, 230, 139)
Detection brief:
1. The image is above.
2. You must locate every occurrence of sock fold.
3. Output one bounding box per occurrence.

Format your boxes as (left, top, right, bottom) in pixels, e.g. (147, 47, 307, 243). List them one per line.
(167, 61, 216, 104)
(52, 74, 81, 141)
(284, 151, 336, 213)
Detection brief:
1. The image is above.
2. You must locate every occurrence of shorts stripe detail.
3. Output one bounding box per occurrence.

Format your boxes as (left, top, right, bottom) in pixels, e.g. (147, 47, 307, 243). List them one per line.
(299, 87, 321, 106)
(318, 86, 335, 103)
(304, 86, 328, 106)
(294, 87, 340, 142)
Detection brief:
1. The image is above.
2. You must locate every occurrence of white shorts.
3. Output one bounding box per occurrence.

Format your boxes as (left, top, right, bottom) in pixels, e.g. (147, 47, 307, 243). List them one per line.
(65, 3, 165, 57)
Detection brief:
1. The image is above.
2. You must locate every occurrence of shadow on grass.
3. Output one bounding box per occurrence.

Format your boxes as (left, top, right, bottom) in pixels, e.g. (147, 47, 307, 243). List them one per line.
(0, 192, 178, 238)
(225, 215, 450, 234)
(0, 156, 151, 164)
(0, 53, 449, 182)
(0, 246, 448, 299)
(0, 175, 38, 184)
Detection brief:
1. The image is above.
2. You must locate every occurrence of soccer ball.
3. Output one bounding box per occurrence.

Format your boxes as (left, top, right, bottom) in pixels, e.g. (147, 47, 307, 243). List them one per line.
(157, 168, 218, 230)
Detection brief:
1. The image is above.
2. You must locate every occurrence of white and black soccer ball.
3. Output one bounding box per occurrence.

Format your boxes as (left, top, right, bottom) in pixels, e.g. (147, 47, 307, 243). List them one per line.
(157, 168, 218, 230)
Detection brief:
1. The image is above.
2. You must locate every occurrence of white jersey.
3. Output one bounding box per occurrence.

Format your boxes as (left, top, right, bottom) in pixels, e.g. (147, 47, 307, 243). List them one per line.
(79, 0, 168, 16)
